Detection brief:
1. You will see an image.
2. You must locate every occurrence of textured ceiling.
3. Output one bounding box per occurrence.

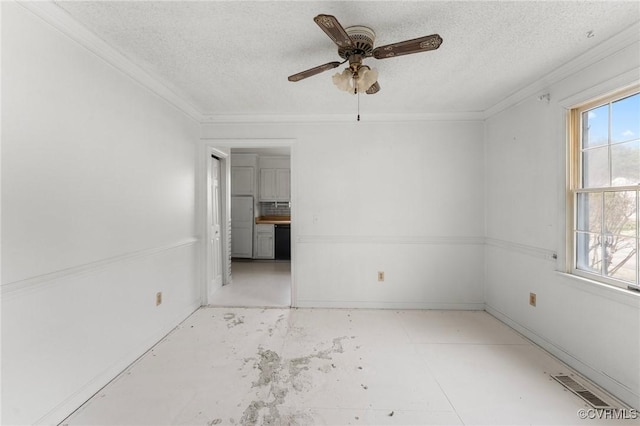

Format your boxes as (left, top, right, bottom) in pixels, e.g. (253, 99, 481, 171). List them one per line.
(55, 1, 640, 118)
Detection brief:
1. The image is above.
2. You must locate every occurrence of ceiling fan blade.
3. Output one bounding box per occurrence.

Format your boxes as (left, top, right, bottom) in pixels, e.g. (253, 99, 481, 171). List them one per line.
(365, 81, 380, 95)
(313, 14, 353, 49)
(373, 34, 443, 59)
(288, 61, 342, 82)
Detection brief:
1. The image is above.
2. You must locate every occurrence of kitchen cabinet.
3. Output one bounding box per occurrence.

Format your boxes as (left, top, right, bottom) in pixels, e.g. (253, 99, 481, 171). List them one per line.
(231, 166, 254, 196)
(259, 168, 290, 201)
(231, 153, 258, 196)
(254, 224, 274, 259)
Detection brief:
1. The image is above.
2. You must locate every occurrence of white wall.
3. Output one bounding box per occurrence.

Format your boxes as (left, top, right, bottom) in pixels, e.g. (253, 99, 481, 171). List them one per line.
(1, 3, 200, 424)
(484, 38, 640, 408)
(5, 1, 636, 422)
(202, 119, 485, 309)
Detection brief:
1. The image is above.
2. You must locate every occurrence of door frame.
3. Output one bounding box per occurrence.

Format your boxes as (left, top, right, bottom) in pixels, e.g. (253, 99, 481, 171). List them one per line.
(199, 138, 297, 307)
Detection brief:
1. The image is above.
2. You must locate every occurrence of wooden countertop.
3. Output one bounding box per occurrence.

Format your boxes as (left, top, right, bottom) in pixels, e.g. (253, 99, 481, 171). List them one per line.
(255, 216, 291, 225)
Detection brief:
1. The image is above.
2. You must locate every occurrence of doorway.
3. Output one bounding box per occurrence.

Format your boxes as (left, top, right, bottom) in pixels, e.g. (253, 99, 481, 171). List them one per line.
(202, 141, 295, 308)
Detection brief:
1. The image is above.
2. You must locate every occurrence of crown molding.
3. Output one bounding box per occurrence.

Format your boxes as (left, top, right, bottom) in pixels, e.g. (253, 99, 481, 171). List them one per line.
(18, 1, 639, 126)
(201, 111, 484, 124)
(483, 21, 640, 119)
(18, 1, 204, 123)
(558, 68, 640, 109)
(21, 1, 483, 126)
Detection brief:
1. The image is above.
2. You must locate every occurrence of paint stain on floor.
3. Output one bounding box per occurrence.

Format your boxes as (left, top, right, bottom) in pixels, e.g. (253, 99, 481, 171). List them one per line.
(224, 313, 245, 328)
(240, 336, 352, 425)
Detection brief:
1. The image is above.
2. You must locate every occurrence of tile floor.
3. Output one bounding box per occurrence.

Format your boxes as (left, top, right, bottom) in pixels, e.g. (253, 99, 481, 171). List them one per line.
(208, 260, 291, 308)
(64, 308, 639, 426)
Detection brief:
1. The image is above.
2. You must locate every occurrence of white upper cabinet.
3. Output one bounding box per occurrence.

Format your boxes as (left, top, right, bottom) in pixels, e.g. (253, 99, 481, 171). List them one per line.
(259, 168, 290, 201)
(231, 166, 254, 195)
(259, 168, 277, 200)
(258, 156, 290, 201)
(275, 168, 290, 200)
(230, 154, 258, 196)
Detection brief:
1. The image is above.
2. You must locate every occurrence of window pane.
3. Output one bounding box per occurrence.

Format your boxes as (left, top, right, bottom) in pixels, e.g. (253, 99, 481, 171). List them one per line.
(582, 104, 609, 148)
(582, 146, 609, 188)
(604, 191, 637, 237)
(612, 93, 640, 143)
(576, 192, 602, 233)
(576, 231, 602, 274)
(611, 140, 639, 186)
(574, 91, 640, 289)
(605, 236, 637, 284)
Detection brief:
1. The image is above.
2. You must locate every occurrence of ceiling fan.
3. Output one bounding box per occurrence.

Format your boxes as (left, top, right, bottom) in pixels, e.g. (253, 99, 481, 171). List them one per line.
(288, 14, 443, 95)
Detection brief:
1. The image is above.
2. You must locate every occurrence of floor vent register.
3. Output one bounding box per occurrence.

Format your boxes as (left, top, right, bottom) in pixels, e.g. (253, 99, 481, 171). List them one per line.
(552, 374, 611, 409)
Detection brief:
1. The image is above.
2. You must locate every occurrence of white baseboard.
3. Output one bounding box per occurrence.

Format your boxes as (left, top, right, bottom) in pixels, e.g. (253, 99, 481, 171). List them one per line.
(295, 300, 485, 310)
(486, 304, 639, 410)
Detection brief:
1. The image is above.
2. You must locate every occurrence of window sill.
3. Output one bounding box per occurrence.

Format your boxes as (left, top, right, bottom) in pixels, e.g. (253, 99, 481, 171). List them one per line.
(554, 271, 640, 308)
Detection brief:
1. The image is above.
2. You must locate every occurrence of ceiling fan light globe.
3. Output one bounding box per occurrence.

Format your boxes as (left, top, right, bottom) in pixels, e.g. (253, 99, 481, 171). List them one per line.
(357, 67, 378, 92)
(332, 69, 354, 92)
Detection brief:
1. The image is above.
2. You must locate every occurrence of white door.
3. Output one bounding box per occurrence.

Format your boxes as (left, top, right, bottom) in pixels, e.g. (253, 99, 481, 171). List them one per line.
(209, 156, 223, 300)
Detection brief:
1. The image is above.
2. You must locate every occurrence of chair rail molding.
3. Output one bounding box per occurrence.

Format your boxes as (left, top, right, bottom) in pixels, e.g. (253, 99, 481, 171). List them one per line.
(1, 238, 199, 298)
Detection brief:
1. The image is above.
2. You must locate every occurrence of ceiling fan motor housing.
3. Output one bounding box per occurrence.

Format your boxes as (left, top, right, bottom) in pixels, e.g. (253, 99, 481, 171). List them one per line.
(339, 25, 376, 59)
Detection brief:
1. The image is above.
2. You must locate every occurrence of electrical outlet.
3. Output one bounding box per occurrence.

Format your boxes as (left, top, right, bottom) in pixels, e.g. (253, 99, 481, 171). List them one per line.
(529, 292, 536, 307)
(378, 271, 385, 282)
(156, 292, 162, 306)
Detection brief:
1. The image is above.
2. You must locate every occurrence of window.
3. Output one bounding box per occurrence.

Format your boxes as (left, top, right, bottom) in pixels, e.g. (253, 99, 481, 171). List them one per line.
(569, 86, 639, 291)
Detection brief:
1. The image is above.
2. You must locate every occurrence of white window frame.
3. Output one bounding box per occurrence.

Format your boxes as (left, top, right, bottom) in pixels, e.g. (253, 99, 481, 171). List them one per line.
(568, 85, 640, 291)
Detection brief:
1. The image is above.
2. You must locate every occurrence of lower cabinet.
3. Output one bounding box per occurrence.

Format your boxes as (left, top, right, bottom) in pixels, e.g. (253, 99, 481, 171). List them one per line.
(231, 227, 253, 258)
(254, 224, 274, 259)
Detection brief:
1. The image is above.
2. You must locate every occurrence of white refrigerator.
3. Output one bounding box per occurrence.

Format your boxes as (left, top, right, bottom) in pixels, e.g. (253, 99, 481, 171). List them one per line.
(231, 196, 254, 258)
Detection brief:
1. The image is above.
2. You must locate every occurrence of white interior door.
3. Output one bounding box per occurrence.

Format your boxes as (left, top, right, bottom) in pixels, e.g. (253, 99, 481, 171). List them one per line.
(209, 156, 223, 300)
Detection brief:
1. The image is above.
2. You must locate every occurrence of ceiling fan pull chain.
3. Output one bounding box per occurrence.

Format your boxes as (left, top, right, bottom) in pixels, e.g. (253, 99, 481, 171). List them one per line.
(353, 74, 360, 121)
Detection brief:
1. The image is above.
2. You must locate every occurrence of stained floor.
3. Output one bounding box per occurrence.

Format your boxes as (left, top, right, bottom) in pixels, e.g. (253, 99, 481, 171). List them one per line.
(63, 308, 639, 425)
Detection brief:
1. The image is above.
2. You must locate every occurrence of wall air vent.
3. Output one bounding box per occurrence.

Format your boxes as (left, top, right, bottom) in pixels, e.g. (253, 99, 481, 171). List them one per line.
(552, 375, 611, 409)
